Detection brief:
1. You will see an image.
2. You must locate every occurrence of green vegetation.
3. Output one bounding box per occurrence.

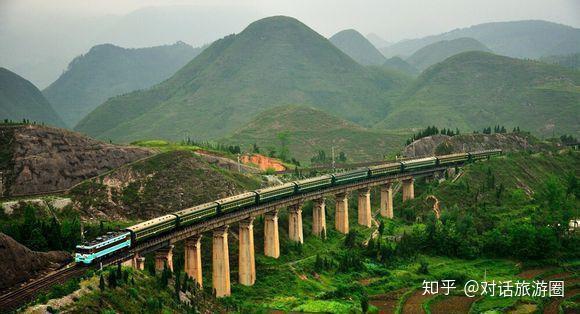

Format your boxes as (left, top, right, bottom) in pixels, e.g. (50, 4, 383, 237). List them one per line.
(329, 29, 386, 65)
(222, 105, 410, 164)
(0, 67, 64, 127)
(377, 51, 580, 137)
(380, 20, 580, 59)
(75, 16, 411, 142)
(540, 52, 580, 70)
(43, 42, 202, 127)
(69, 150, 261, 220)
(406, 37, 491, 71)
(382, 57, 418, 76)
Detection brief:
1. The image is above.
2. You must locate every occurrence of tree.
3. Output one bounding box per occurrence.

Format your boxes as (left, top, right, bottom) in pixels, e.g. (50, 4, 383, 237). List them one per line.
(252, 143, 260, 153)
(108, 270, 117, 288)
(99, 274, 106, 291)
(361, 295, 369, 313)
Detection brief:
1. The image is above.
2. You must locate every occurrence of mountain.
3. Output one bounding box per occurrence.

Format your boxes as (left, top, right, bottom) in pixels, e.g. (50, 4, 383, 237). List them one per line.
(75, 16, 408, 142)
(0, 68, 64, 126)
(376, 51, 580, 137)
(406, 37, 491, 71)
(383, 57, 418, 76)
(222, 105, 408, 163)
(380, 20, 580, 59)
(366, 33, 390, 49)
(43, 42, 202, 127)
(329, 29, 386, 65)
(539, 53, 580, 70)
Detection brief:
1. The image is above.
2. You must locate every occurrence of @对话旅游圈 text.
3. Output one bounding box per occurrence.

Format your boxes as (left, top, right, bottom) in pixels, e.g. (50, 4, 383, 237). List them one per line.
(421, 279, 565, 298)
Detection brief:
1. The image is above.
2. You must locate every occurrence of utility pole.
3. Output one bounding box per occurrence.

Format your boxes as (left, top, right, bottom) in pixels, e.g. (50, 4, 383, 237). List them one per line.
(237, 153, 241, 173)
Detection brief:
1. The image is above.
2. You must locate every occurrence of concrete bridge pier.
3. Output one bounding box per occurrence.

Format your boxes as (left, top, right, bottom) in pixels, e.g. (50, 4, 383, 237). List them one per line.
(380, 183, 394, 219)
(288, 205, 304, 244)
(402, 178, 415, 201)
(335, 193, 349, 234)
(212, 226, 231, 297)
(129, 253, 145, 270)
(155, 245, 174, 271)
(264, 210, 280, 258)
(357, 188, 372, 227)
(184, 235, 203, 287)
(312, 198, 326, 238)
(238, 218, 256, 286)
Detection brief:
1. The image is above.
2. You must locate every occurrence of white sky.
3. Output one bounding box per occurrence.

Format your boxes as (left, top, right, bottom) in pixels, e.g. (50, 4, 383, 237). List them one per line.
(2, 0, 579, 42)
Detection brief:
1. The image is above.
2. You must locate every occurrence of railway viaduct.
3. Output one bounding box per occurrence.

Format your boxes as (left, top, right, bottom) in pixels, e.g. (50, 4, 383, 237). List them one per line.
(125, 169, 439, 298)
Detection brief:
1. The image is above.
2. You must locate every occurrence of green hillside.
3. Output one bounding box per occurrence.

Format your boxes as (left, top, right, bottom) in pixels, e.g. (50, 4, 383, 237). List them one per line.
(69, 150, 260, 220)
(406, 37, 491, 71)
(0, 68, 64, 127)
(377, 51, 580, 137)
(329, 29, 386, 65)
(43, 42, 202, 127)
(75, 16, 408, 142)
(221, 105, 409, 164)
(382, 57, 418, 76)
(381, 20, 580, 59)
(540, 53, 580, 70)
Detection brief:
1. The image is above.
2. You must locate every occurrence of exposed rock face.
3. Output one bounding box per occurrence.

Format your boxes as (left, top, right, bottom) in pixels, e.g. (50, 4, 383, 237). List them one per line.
(0, 125, 154, 197)
(0, 232, 70, 291)
(402, 133, 545, 157)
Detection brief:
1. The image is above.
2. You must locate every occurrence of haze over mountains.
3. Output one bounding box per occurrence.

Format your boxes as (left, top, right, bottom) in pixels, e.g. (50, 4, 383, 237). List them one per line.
(76, 16, 409, 142)
(43, 41, 203, 127)
(329, 29, 386, 65)
(406, 37, 491, 71)
(379, 20, 580, 59)
(0, 68, 64, 127)
(377, 51, 580, 136)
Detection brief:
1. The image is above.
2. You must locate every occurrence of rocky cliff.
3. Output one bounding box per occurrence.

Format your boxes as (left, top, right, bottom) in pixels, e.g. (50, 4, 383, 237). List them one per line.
(0, 232, 70, 291)
(0, 125, 153, 197)
(402, 133, 548, 157)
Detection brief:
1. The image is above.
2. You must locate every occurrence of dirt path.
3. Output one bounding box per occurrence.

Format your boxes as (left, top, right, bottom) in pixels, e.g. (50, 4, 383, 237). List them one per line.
(402, 290, 432, 314)
(430, 296, 480, 314)
(517, 267, 555, 279)
(543, 288, 579, 314)
(369, 289, 407, 314)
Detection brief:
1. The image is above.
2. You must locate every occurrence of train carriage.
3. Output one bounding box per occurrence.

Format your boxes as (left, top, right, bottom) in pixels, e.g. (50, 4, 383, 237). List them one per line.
(255, 182, 298, 204)
(437, 153, 469, 166)
(469, 149, 502, 161)
(401, 157, 437, 172)
(216, 192, 259, 214)
(368, 162, 401, 177)
(332, 168, 370, 185)
(125, 214, 178, 243)
(295, 175, 333, 193)
(174, 202, 219, 227)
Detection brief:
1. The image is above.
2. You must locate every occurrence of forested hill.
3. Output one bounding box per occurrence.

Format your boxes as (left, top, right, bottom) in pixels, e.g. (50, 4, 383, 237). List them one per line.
(380, 20, 580, 59)
(43, 42, 202, 127)
(406, 37, 491, 71)
(75, 16, 407, 142)
(0, 68, 64, 127)
(329, 29, 386, 65)
(377, 51, 580, 137)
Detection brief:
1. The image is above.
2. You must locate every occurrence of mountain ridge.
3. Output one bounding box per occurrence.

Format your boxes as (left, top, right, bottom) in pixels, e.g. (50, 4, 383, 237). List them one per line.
(43, 41, 202, 127)
(75, 16, 408, 142)
(329, 29, 386, 65)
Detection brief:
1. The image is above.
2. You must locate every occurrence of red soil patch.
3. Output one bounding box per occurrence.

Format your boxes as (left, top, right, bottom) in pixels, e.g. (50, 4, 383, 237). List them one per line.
(543, 288, 579, 314)
(518, 268, 555, 279)
(370, 289, 407, 314)
(402, 290, 432, 314)
(430, 296, 480, 314)
(542, 272, 573, 280)
(240, 154, 286, 171)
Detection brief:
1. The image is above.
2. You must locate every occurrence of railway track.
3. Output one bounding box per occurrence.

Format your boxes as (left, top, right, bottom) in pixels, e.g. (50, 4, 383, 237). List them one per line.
(0, 265, 87, 312)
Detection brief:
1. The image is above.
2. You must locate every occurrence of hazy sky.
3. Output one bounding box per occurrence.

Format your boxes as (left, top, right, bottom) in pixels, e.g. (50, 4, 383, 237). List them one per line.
(2, 0, 579, 41)
(1, 0, 578, 87)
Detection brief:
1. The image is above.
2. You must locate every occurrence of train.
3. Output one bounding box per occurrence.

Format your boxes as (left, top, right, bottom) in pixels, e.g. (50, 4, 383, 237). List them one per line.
(74, 149, 501, 264)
